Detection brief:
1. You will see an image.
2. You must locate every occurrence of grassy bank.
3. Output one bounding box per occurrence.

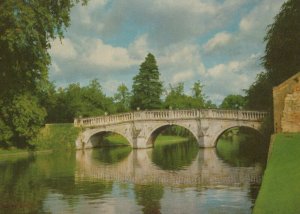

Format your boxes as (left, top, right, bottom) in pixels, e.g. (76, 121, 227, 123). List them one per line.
(253, 133, 300, 214)
(0, 124, 79, 156)
(30, 123, 80, 151)
(0, 147, 32, 157)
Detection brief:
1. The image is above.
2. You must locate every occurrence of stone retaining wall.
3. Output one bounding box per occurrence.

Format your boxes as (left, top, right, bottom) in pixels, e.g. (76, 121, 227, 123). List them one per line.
(273, 72, 300, 132)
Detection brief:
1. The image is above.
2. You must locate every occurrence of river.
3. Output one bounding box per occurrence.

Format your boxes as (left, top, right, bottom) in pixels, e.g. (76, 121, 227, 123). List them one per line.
(0, 131, 268, 214)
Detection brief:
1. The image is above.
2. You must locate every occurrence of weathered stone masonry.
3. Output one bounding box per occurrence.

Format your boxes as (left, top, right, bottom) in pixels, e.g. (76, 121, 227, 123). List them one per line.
(273, 72, 300, 133)
(74, 109, 267, 149)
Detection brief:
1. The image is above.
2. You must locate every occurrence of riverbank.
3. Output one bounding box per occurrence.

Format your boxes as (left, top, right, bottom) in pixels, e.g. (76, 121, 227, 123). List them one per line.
(30, 123, 80, 151)
(0, 124, 79, 156)
(253, 133, 300, 214)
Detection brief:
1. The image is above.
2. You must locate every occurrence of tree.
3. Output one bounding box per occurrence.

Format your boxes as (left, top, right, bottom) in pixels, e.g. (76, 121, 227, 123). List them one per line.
(220, 94, 246, 110)
(0, 0, 87, 95)
(48, 79, 116, 123)
(1, 94, 46, 147)
(191, 81, 206, 108)
(131, 53, 163, 110)
(245, 0, 300, 111)
(164, 83, 189, 109)
(245, 72, 273, 110)
(114, 84, 131, 112)
(262, 0, 300, 86)
(164, 82, 214, 109)
(0, 1, 87, 147)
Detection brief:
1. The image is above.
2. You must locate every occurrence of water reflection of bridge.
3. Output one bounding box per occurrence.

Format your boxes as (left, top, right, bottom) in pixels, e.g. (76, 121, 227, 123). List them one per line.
(75, 148, 263, 187)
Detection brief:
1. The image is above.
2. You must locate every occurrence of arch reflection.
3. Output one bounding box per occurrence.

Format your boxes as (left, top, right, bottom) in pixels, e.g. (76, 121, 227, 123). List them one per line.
(92, 147, 132, 164)
(76, 147, 263, 187)
(152, 140, 198, 170)
(216, 127, 268, 167)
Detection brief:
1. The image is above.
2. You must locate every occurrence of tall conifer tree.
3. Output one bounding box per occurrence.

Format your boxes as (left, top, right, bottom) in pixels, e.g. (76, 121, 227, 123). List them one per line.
(131, 53, 163, 110)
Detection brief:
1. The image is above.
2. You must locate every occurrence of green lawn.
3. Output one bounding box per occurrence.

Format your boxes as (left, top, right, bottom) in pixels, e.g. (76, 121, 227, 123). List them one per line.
(103, 134, 189, 146)
(253, 133, 300, 214)
(155, 135, 189, 146)
(102, 134, 131, 146)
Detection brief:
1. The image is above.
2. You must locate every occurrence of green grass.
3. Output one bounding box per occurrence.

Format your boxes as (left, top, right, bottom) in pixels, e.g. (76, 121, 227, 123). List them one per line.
(30, 123, 80, 151)
(102, 134, 189, 147)
(253, 133, 300, 214)
(155, 135, 189, 146)
(102, 134, 131, 146)
(0, 147, 30, 157)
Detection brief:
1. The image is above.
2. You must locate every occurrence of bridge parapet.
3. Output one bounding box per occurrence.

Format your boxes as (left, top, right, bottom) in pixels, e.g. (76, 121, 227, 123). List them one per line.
(74, 109, 268, 128)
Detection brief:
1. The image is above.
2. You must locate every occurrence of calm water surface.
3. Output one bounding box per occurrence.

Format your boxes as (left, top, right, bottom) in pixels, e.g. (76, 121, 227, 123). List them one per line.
(0, 134, 267, 214)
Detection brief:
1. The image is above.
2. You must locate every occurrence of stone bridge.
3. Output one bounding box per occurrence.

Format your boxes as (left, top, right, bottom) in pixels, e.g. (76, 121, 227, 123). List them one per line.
(74, 109, 267, 149)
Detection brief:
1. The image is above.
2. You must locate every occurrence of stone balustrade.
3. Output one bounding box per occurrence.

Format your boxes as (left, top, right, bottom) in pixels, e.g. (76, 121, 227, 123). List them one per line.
(74, 109, 268, 128)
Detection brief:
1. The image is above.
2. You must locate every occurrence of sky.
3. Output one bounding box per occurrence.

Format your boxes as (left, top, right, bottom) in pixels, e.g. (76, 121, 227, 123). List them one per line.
(49, 0, 286, 104)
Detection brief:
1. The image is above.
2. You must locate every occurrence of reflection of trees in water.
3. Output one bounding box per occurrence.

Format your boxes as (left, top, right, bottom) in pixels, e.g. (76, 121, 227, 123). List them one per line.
(0, 152, 115, 213)
(43, 152, 113, 202)
(0, 156, 47, 214)
(216, 128, 268, 167)
(152, 141, 198, 170)
(248, 182, 261, 209)
(135, 184, 164, 214)
(92, 147, 132, 164)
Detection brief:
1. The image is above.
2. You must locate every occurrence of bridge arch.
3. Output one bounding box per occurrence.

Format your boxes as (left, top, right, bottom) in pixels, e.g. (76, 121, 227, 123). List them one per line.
(145, 122, 202, 147)
(83, 128, 133, 149)
(211, 124, 262, 147)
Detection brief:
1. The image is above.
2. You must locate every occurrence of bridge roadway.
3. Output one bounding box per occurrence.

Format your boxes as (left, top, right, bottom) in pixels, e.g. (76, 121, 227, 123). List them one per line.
(74, 109, 267, 149)
(75, 148, 263, 187)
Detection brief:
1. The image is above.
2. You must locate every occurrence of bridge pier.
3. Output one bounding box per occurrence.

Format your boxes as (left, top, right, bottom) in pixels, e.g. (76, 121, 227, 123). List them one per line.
(198, 136, 215, 148)
(133, 138, 153, 149)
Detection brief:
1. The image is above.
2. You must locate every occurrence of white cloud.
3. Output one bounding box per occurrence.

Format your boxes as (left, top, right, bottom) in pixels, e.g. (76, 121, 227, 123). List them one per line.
(151, 43, 206, 90)
(239, 0, 284, 35)
(128, 34, 150, 60)
(171, 70, 195, 84)
(102, 79, 122, 95)
(203, 55, 261, 103)
(51, 62, 61, 74)
(97, 0, 247, 46)
(203, 32, 232, 53)
(50, 38, 77, 59)
(82, 39, 139, 69)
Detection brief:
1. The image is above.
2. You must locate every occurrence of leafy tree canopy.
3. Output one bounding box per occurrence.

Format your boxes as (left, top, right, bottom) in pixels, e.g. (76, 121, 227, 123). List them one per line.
(0, 0, 87, 147)
(246, 0, 300, 111)
(164, 82, 216, 109)
(245, 72, 273, 111)
(0, 0, 87, 95)
(114, 83, 131, 113)
(1, 93, 46, 147)
(262, 0, 300, 86)
(44, 79, 116, 123)
(220, 94, 246, 110)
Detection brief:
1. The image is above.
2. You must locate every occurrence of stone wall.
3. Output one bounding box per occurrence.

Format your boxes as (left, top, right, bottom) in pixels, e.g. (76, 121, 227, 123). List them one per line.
(273, 72, 300, 133)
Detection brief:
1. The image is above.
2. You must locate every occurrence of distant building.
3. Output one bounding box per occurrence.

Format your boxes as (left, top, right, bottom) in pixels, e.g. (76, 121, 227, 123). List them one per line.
(273, 72, 300, 133)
